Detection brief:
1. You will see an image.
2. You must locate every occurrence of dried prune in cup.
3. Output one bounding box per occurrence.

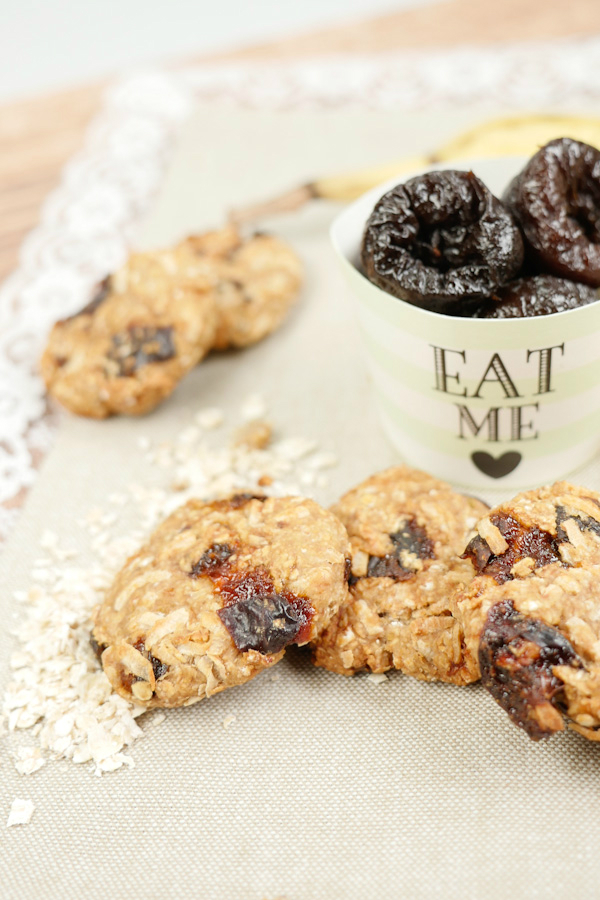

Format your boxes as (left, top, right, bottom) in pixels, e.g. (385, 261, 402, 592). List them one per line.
(361, 170, 524, 315)
(473, 275, 599, 318)
(504, 138, 600, 286)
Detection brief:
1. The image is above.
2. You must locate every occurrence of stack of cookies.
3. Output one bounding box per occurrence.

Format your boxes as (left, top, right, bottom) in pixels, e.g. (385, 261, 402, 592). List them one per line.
(91, 465, 600, 745)
(41, 226, 302, 418)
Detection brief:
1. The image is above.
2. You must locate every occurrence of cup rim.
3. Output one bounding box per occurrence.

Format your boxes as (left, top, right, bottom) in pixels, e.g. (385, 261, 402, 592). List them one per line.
(330, 154, 598, 326)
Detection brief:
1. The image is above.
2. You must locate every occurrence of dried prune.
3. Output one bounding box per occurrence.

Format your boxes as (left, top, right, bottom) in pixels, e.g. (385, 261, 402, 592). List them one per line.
(555, 504, 600, 541)
(473, 275, 598, 318)
(132, 639, 168, 681)
(462, 513, 564, 584)
(344, 557, 353, 583)
(504, 138, 600, 286)
(216, 568, 313, 654)
(479, 599, 581, 740)
(190, 543, 235, 577)
(89, 636, 107, 662)
(367, 518, 434, 581)
(361, 170, 524, 314)
(107, 325, 175, 376)
(218, 593, 303, 655)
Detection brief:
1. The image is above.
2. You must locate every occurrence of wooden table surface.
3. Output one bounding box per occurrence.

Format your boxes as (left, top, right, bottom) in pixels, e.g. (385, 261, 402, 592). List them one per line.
(1, 0, 599, 285)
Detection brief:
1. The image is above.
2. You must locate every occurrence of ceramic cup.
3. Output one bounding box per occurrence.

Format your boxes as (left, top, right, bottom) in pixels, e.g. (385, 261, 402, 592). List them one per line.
(330, 156, 600, 489)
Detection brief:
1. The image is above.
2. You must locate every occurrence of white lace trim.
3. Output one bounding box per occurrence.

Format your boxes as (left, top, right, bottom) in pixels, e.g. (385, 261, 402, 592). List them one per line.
(3, 37, 600, 542)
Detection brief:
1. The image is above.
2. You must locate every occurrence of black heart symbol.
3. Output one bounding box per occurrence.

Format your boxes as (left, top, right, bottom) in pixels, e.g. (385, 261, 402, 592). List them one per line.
(471, 451, 522, 479)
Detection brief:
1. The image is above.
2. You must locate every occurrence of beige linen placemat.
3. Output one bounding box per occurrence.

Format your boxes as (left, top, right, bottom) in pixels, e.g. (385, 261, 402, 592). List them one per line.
(2, 107, 600, 900)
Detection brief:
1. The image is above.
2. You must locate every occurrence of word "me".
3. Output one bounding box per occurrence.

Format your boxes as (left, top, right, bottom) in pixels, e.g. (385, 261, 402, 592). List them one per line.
(431, 344, 565, 442)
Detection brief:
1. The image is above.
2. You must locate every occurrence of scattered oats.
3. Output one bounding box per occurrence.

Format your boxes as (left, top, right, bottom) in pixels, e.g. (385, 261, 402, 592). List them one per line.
(40, 529, 59, 551)
(195, 407, 224, 430)
(223, 714, 236, 730)
(178, 425, 200, 445)
(7, 799, 35, 827)
(149, 712, 166, 727)
(366, 673, 388, 684)
(269, 672, 281, 682)
(274, 437, 317, 461)
(2, 407, 338, 778)
(100, 513, 118, 528)
(14, 747, 46, 776)
(306, 451, 338, 470)
(234, 420, 272, 451)
(241, 393, 267, 421)
(170, 478, 190, 492)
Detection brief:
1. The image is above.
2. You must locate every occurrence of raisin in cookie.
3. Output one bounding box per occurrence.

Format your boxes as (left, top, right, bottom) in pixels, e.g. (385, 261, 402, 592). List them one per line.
(452, 482, 600, 740)
(92, 494, 351, 708)
(312, 467, 488, 684)
(113, 226, 303, 350)
(40, 276, 216, 418)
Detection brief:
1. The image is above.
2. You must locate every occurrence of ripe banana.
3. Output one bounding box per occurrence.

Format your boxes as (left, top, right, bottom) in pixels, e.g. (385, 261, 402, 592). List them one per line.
(230, 113, 600, 223)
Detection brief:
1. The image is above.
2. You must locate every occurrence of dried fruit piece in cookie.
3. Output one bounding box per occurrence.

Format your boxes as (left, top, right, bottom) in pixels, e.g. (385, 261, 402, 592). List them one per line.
(473, 275, 598, 318)
(504, 138, 600, 285)
(40, 277, 216, 418)
(92, 494, 351, 708)
(312, 466, 488, 684)
(461, 481, 600, 582)
(113, 226, 303, 350)
(361, 170, 524, 314)
(458, 565, 600, 741)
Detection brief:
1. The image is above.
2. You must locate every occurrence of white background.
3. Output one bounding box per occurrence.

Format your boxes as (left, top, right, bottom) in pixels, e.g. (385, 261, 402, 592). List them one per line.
(1, 0, 434, 103)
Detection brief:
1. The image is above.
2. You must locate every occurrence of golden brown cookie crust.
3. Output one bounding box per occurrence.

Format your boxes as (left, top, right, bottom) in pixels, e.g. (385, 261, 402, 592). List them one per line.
(312, 466, 488, 684)
(41, 276, 216, 418)
(93, 494, 351, 708)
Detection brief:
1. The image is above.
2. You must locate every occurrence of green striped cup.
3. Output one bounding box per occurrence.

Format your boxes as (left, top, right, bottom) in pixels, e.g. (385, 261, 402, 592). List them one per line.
(330, 157, 600, 489)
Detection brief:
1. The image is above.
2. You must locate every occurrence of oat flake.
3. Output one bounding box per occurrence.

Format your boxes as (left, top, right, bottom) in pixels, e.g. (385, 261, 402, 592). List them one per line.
(7, 798, 35, 827)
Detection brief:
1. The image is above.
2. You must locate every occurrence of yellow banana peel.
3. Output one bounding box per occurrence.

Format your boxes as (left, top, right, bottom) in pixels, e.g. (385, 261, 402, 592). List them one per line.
(231, 113, 600, 223)
(314, 113, 600, 201)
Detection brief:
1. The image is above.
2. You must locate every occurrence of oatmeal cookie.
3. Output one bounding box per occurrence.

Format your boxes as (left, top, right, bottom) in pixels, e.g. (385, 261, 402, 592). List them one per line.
(451, 482, 600, 740)
(113, 226, 303, 350)
(92, 494, 351, 708)
(312, 467, 488, 684)
(40, 276, 216, 418)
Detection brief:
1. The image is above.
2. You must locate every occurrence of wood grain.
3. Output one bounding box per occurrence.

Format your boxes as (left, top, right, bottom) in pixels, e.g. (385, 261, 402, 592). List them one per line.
(208, 0, 600, 60)
(0, 0, 598, 284)
(0, 84, 103, 280)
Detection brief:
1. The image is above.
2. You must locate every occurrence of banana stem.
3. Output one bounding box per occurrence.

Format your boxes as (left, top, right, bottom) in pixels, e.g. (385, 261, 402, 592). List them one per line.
(229, 183, 318, 225)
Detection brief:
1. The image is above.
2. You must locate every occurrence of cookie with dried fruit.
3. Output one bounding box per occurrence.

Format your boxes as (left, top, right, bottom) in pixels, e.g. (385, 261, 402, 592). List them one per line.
(41, 276, 216, 418)
(312, 466, 488, 684)
(114, 225, 303, 350)
(92, 494, 351, 708)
